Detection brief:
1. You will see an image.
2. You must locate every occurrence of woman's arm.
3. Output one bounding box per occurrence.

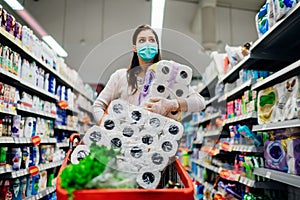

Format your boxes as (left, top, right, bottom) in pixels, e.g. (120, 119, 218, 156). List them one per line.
(93, 70, 122, 124)
(178, 86, 206, 112)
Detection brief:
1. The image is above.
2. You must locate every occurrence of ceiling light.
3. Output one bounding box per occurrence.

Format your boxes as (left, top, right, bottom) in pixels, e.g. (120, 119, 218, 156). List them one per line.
(4, 0, 24, 10)
(42, 35, 68, 57)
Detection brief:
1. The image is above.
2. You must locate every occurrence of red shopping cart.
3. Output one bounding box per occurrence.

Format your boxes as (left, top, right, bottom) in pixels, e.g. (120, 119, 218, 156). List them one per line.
(56, 133, 194, 200)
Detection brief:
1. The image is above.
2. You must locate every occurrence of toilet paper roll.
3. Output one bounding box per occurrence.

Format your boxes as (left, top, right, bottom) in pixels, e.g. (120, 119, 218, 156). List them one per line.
(116, 158, 139, 174)
(166, 111, 181, 121)
(169, 83, 189, 99)
(159, 137, 179, 157)
(127, 106, 147, 127)
(175, 65, 193, 85)
(71, 145, 90, 164)
(155, 60, 173, 81)
(101, 114, 121, 132)
(149, 82, 170, 99)
(136, 168, 161, 189)
(83, 125, 110, 147)
(107, 133, 126, 150)
(137, 131, 159, 151)
(163, 120, 184, 141)
(108, 99, 128, 119)
(146, 150, 169, 171)
(144, 113, 166, 132)
(121, 124, 139, 138)
(124, 144, 147, 165)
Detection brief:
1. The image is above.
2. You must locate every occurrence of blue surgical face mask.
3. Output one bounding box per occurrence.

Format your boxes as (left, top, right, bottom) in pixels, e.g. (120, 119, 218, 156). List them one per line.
(136, 42, 158, 62)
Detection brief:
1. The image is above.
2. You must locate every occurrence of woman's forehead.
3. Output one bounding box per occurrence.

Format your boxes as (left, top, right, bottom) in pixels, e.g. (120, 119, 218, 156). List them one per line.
(137, 30, 155, 38)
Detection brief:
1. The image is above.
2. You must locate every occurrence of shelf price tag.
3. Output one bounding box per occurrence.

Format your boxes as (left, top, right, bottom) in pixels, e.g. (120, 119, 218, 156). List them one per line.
(32, 136, 41, 146)
(29, 166, 39, 177)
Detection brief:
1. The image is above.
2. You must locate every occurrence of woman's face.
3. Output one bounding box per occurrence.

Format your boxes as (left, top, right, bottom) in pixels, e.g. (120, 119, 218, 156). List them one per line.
(133, 30, 157, 52)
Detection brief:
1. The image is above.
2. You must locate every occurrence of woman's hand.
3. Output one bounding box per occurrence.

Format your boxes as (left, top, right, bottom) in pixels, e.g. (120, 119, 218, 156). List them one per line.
(144, 97, 179, 116)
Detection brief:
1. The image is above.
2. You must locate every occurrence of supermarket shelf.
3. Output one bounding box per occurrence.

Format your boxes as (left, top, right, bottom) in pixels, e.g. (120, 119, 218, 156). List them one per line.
(38, 160, 64, 171)
(0, 108, 17, 116)
(11, 161, 63, 179)
(55, 125, 79, 132)
(56, 142, 69, 148)
(220, 144, 263, 153)
(74, 87, 95, 103)
(78, 105, 93, 114)
(181, 113, 192, 121)
(0, 165, 13, 175)
(190, 172, 204, 183)
(191, 112, 221, 126)
(199, 75, 218, 96)
(19, 79, 59, 101)
(252, 119, 300, 132)
(25, 186, 56, 200)
(0, 68, 58, 101)
(254, 168, 300, 188)
(203, 182, 217, 194)
(205, 94, 220, 106)
(223, 112, 257, 125)
(66, 106, 80, 114)
(221, 79, 255, 101)
(17, 105, 58, 119)
(192, 159, 221, 174)
(250, 3, 300, 58)
(0, 137, 57, 144)
(0, 27, 92, 103)
(251, 59, 300, 91)
(202, 130, 221, 137)
(193, 141, 203, 145)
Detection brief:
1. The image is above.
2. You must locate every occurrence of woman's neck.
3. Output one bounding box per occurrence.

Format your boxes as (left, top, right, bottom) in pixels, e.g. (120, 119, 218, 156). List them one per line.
(138, 57, 153, 75)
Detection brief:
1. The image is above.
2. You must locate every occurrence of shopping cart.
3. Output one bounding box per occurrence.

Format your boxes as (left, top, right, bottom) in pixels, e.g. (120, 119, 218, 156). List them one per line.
(56, 133, 194, 200)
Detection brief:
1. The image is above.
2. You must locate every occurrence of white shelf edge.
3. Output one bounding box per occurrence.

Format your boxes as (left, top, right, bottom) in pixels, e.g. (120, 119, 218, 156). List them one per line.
(0, 108, 17, 116)
(220, 143, 263, 153)
(17, 105, 58, 119)
(55, 125, 79, 132)
(202, 130, 221, 137)
(191, 112, 221, 126)
(224, 112, 257, 125)
(251, 59, 300, 90)
(224, 79, 254, 100)
(205, 94, 221, 106)
(253, 167, 300, 188)
(253, 119, 300, 132)
(57, 142, 69, 148)
(199, 75, 218, 94)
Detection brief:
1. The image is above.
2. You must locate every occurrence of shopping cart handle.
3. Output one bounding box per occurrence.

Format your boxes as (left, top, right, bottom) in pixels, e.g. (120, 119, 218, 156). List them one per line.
(69, 133, 81, 150)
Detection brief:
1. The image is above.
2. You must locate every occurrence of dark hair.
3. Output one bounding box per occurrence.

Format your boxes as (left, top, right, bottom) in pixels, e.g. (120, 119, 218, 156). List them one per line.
(127, 24, 161, 94)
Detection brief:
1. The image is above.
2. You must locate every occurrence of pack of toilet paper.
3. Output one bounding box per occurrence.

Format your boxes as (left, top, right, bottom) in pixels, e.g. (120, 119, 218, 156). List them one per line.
(71, 99, 184, 189)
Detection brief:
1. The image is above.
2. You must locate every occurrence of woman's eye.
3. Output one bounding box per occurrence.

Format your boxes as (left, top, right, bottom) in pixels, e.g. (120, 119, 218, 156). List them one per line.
(138, 38, 145, 43)
(149, 38, 156, 43)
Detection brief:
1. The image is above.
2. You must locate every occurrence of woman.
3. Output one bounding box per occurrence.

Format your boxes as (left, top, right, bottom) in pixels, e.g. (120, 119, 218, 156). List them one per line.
(93, 24, 205, 124)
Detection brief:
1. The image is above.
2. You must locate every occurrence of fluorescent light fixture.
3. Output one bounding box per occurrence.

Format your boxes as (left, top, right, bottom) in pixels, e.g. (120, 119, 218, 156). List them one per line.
(43, 35, 68, 57)
(16, 10, 47, 36)
(151, 0, 166, 29)
(4, 0, 24, 10)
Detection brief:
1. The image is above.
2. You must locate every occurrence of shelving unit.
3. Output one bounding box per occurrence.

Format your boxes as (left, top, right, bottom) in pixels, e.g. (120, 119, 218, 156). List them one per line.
(55, 125, 79, 132)
(191, 112, 221, 126)
(0, 108, 17, 116)
(17, 105, 58, 119)
(186, 3, 300, 199)
(57, 142, 69, 148)
(25, 186, 56, 200)
(202, 130, 221, 137)
(252, 119, 300, 132)
(219, 143, 263, 153)
(78, 105, 93, 114)
(0, 137, 57, 144)
(223, 112, 257, 125)
(254, 168, 300, 188)
(10, 161, 63, 178)
(205, 94, 220, 106)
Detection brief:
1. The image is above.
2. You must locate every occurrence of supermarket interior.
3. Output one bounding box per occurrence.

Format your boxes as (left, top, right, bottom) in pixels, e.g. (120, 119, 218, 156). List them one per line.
(0, 0, 300, 200)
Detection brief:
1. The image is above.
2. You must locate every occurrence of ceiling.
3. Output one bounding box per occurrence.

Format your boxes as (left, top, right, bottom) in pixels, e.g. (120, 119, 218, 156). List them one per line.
(3, 0, 264, 84)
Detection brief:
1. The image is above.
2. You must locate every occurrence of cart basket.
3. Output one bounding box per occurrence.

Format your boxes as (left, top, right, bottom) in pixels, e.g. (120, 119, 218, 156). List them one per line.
(56, 133, 194, 200)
